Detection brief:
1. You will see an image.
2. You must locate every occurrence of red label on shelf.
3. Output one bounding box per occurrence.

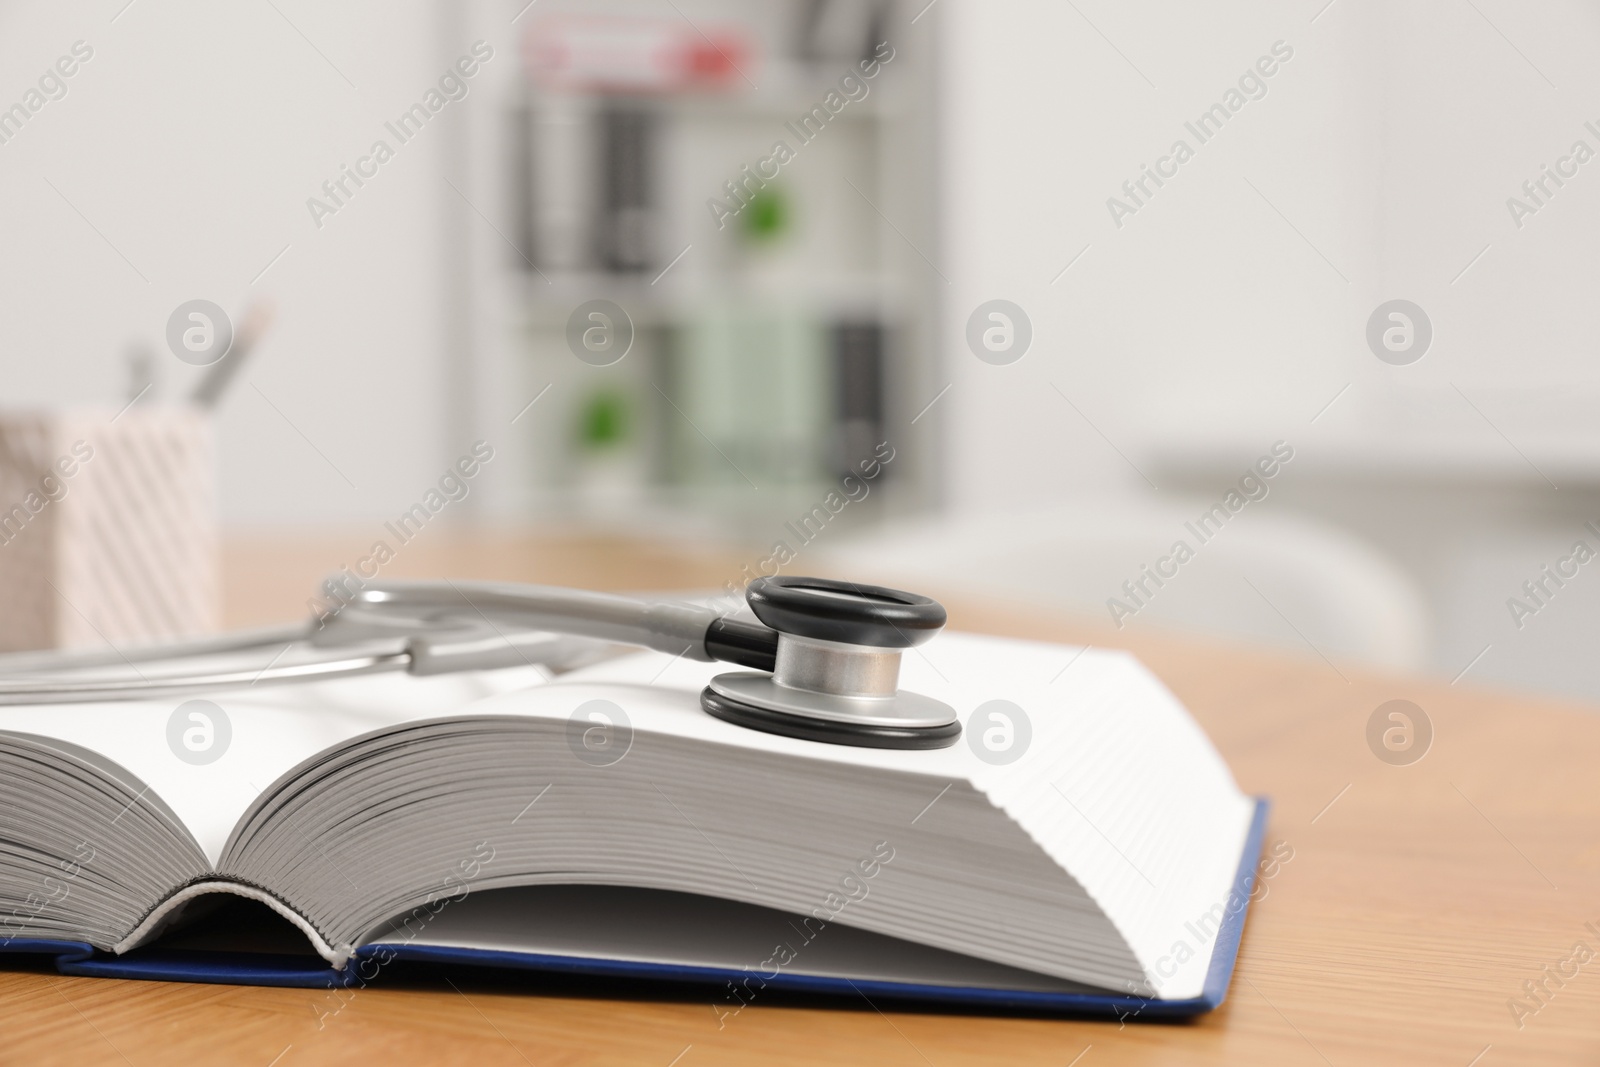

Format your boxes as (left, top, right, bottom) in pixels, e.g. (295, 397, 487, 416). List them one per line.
(523, 15, 750, 94)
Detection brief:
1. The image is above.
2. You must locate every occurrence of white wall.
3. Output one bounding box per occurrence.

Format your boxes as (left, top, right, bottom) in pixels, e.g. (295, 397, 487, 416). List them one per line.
(936, 0, 1600, 498)
(1368, 0, 1600, 438)
(0, 0, 488, 525)
(935, 0, 1384, 506)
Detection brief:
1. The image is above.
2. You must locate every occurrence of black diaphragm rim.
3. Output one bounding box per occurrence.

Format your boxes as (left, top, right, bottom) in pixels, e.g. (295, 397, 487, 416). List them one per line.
(700, 685, 962, 750)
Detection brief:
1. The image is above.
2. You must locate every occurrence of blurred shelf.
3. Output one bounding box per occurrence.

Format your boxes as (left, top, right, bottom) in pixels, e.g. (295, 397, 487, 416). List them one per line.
(515, 271, 911, 325)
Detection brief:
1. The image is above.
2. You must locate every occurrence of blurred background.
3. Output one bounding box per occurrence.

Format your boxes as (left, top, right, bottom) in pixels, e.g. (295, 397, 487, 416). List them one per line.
(4, 0, 1600, 701)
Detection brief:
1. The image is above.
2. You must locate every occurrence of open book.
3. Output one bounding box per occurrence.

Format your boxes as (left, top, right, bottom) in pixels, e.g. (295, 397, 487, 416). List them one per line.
(0, 630, 1264, 1015)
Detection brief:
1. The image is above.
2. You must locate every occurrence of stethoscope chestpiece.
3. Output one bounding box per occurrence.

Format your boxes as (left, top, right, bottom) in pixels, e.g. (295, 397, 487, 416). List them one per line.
(700, 576, 961, 750)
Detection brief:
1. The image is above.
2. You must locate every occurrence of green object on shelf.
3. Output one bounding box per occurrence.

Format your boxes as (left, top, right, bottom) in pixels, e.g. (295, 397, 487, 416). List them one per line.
(743, 185, 788, 241)
(579, 389, 628, 450)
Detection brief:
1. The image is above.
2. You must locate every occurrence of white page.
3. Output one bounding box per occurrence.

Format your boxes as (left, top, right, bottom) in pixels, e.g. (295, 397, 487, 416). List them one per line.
(0, 665, 548, 863)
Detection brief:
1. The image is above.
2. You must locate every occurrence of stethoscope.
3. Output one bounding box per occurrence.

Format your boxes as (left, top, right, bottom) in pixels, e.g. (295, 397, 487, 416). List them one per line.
(0, 576, 961, 750)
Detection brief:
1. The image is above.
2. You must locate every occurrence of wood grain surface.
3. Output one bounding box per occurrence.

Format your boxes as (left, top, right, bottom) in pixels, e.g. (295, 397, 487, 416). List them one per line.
(3, 528, 1597, 1066)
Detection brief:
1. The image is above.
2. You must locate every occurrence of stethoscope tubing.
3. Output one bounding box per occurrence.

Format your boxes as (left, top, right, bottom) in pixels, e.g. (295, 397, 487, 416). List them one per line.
(0, 650, 410, 704)
(0, 581, 731, 705)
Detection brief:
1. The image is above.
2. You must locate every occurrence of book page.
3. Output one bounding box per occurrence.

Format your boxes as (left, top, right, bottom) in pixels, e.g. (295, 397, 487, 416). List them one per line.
(0, 665, 548, 864)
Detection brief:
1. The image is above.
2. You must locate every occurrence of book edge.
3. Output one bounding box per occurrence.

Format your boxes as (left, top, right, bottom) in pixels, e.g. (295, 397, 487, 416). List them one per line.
(6, 799, 1268, 1018)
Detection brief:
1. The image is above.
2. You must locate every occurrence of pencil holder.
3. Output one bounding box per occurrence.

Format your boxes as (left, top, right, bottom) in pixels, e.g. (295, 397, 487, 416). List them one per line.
(0, 407, 218, 652)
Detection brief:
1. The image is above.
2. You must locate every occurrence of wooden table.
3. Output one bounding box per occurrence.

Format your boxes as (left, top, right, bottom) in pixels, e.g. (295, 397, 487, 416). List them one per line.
(6, 529, 1599, 1065)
